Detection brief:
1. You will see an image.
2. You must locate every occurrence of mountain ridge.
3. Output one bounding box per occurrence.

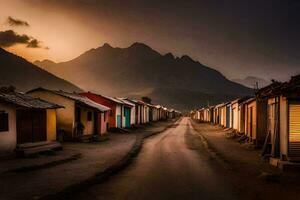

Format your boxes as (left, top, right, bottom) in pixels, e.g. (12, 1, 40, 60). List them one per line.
(34, 42, 253, 110)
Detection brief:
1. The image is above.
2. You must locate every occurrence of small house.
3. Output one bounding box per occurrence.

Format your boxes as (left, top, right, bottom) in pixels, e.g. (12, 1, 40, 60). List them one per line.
(28, 88, 110, 140)
(243, 96, 268, 147)
(118, 98, 136, 127)
(231, 97, 251, 133)
(219, 104, 227, 127)
(225, 102, 232, 128)
(148, 104, 159, 121)
(231, 99, 239, 131)
(0, 89, 62, 155)
(138, 101, 150, 123)
(213, 104, 223, 124)
(80, 92, 134, 129)
(258, 76, 300, 162)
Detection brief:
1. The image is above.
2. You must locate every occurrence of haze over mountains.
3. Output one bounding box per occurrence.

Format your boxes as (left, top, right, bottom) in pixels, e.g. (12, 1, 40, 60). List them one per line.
(34, 43, 253, 110)
(0, 48, 81, 92)
(232, 76, 270, 89)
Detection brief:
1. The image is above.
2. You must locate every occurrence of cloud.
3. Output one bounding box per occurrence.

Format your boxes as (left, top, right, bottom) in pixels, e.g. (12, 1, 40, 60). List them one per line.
(7, 16, 30, 27)
(26, 39, 41, 48)
(0, 30, 43, 48)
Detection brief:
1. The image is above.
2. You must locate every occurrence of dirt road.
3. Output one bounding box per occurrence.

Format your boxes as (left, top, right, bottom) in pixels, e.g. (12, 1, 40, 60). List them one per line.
(72, 118, 239, 200)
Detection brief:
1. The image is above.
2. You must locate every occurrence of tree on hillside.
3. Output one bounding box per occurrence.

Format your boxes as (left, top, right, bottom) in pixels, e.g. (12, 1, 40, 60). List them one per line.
(141, 96, 152, 104)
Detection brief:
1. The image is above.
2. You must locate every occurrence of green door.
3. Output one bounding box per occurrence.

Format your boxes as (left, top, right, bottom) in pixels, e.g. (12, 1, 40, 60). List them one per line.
(124, 107, 131, 128)
(117, 115, 122, 128)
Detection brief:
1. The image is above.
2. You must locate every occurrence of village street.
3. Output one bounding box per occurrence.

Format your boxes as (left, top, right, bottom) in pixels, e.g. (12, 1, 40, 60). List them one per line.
(67, 117, 300, 200)
(0, 120, 176, 200)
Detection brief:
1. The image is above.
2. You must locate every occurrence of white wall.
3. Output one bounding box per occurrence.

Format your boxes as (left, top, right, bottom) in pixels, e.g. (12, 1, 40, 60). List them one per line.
(131, 106, 136, 125)
(0, 102, 17, 155)
(115, 105, 122, 127)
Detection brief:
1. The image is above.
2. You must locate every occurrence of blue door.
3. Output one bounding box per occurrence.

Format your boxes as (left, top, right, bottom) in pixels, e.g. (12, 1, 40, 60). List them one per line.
(117, 115, 122, 128)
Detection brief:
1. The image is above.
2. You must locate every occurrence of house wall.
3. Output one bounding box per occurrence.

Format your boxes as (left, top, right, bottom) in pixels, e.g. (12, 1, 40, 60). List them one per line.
(29, 90, 75, 136)
(78, 105, 95, 135)
(145, 106, 150, 123)
(256, 98, 268, 146)
(226, 105, 232, 128)
(116, 104, 122, 127)
(80, 93, 117, 129)
(214, 108, 219, 124)
(0, 102, 17, 155)
(130, 105, 136, 125)
(221, 107, 226, 126)
(245, 101, 257, 140)
(268, 98, 276, 148)
(136, 105, 141, 124)
(232, 102, 239, 130)
(100, 112, 108, 134)
(141, 106, 148, 123)
(219, 108, 222, 125)
(46, 109, 57, 141)
(280, 96, 288, 157)
(238, 104, 246, 133)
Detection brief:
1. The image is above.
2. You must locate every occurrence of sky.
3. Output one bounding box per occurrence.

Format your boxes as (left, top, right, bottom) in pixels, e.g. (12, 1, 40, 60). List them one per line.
(0, 0, 299, 81)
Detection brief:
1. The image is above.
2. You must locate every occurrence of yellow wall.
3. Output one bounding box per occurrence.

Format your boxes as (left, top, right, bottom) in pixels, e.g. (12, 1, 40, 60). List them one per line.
(221, 107, 226, 126)
(29, 90, 75, 135)
(46, 109, 57, 141)
(232, 102, 239, 130)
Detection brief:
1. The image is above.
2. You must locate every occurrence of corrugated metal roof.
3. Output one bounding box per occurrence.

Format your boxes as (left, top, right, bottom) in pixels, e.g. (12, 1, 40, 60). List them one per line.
(54, 91, 111, 112)
(27, 88, 110, 112)
(117, 98, 135, 107)
(244, 97, 256, 104)
(0, 91, 63, 109)
(101, 95, 124, 104)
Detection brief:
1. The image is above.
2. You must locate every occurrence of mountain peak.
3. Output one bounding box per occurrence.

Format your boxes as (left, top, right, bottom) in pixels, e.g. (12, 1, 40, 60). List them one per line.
(129, 42, 153, 50)
(163, 53, 175, 60)
(102, 43, 113, 48)
(180, 55, 195, 62)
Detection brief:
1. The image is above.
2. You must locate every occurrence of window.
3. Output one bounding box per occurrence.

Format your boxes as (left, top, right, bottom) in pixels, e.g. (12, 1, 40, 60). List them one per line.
(0, 112, 9, 132)
(87, 112, 92, 121)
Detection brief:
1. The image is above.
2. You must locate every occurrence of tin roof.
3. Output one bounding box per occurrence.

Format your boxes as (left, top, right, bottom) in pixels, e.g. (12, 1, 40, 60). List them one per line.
(0, 91, 63, 109)
(56, 91, 111, 112)
(244, 97, 256, 104)
(117, 98, 135, 107)
(101, 95, 124, 104)
(28, 88, 110, 112)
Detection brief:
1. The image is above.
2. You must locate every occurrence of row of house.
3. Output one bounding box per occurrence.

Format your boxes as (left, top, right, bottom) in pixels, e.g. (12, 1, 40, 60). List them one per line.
(191, 75, 300, 165)
(0, 87, 180, 156)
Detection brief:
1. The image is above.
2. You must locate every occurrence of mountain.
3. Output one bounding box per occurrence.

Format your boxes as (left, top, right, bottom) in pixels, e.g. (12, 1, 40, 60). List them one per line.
(34, 42, 253, 111)
(232, 76, 270, 89)
(0, 48, 81, 92)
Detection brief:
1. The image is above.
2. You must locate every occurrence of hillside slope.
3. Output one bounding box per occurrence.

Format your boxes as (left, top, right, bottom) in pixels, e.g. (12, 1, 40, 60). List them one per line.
(0, 48, 81, 92)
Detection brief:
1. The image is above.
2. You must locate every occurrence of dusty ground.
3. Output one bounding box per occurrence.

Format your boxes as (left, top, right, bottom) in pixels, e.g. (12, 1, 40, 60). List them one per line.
(67, 118, 300, 200)
(191, 120, 300, 200)
(0, 120, 174, 200)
